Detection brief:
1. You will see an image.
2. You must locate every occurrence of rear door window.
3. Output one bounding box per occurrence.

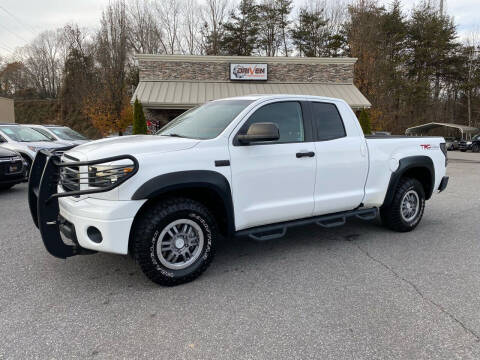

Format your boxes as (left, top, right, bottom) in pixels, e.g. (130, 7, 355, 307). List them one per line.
(310, 102, 346, 141)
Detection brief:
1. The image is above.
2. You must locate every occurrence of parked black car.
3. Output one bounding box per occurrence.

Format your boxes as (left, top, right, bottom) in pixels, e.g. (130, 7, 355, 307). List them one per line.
(459, 134, 480, 152)
(0, 146, 26, 190)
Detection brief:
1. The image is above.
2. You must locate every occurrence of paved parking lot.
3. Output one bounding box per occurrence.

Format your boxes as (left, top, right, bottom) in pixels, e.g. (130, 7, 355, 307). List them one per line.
(1, 151, 480, 359)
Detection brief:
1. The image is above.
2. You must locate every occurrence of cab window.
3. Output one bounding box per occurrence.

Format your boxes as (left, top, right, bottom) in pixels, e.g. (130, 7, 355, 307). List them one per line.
(240, 102, 304, 143)
(311, 102, 346, 141)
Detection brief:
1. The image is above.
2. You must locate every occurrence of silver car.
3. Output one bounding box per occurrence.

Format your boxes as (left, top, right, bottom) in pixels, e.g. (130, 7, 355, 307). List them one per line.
(26, 124, 90, 146)
(0, 124, 67, 174)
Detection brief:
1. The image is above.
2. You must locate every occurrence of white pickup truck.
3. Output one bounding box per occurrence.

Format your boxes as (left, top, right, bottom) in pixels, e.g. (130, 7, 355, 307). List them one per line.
(28, 95, 449, 286)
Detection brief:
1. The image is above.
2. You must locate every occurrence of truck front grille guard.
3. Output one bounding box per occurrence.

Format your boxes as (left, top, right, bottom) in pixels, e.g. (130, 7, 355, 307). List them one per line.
(28, 148, 139, 259)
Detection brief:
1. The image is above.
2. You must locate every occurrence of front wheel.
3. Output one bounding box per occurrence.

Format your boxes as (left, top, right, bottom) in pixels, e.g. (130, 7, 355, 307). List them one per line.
(472, 144, 479, 153)
(381, 178, 425, 232)
(132, 198, 217, 286)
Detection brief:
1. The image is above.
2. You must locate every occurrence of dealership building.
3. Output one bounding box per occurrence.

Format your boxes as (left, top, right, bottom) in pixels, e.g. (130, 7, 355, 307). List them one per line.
(132, 54, 370, 129)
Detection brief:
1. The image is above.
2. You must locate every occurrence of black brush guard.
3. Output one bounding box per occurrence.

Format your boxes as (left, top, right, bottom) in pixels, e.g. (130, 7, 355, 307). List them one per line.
(28, 148, 138, 259)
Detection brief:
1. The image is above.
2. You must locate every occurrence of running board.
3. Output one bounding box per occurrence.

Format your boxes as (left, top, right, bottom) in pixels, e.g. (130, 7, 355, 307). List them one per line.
(236, 208, 378, 241)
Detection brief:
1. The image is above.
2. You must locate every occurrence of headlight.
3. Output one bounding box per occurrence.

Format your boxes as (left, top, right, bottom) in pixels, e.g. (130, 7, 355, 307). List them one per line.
(88, 164, 135, 188)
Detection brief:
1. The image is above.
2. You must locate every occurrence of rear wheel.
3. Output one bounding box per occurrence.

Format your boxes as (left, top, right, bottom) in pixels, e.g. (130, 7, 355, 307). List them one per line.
(472, 144, 479, 153)
(132, 198, 217, 286)
(381, 178, 425, 232)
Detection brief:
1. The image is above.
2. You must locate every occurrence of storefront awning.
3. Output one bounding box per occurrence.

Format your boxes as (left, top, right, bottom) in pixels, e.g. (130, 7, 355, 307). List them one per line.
(132, 81, 371, 109)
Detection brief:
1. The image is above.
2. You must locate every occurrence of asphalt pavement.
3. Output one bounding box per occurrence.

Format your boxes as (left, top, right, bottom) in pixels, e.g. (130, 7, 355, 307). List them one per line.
(1, 151, 480, 359)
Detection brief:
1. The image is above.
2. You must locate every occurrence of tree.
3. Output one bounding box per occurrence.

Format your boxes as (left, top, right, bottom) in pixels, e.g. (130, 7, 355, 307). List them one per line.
(182, 0, 202, 54)
(127, 0, 166, 54)
(406, 2, 460, 123)
(358, 108, 372, 134)
(277, 0, 293, 56)
(60, 47, 99, 138)
(220, 0, 259, 56)
(93, 0, 130, 135)
(132, 98, 147, 134)
(201, 0, 229, 55)
(0, 61, 33, 97)
(22, 30, 65, 98)
(291, 7, 329, 57)
(156, 0, 182, 54)
(257, 0, 280, 56)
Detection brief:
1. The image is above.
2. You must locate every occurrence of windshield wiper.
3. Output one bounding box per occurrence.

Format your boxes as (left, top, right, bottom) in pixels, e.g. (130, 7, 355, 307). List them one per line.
(162, 133, 189, 138)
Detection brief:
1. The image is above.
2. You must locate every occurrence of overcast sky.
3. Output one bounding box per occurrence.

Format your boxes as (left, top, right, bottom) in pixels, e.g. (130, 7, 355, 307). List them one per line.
(0, 0, 478, 57)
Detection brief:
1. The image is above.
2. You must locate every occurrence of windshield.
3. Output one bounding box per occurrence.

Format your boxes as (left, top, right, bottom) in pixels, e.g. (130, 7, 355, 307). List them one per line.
(50, 127, 87, 141)
(157, 100, 253, 139)
(31, 127, 56, 141)
(0, 125, 52, 142)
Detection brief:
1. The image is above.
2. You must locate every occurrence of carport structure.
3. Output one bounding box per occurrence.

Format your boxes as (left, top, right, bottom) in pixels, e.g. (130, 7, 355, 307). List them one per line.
(405, 122, 478, 139)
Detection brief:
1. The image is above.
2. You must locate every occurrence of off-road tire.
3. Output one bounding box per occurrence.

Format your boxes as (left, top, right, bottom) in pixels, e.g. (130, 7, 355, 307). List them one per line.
(133, 198, 217, 286)
(381, 177, 425, 232)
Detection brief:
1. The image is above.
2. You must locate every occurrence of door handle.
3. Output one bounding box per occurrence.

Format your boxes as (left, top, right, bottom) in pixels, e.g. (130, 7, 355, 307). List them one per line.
(296, 151, 315, 158)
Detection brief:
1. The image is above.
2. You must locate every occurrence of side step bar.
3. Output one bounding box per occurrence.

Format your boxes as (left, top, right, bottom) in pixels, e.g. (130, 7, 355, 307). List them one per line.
(236, 207, 378, 241)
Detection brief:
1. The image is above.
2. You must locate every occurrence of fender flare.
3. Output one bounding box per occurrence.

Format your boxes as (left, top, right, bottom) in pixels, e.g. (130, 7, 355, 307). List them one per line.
(383, 156, 435, 207)
(131, 170, 235, 235)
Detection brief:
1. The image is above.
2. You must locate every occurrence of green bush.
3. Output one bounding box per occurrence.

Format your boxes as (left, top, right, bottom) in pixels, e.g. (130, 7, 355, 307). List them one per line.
(358, 109, 372, 135)
(132, 98, 147, 135)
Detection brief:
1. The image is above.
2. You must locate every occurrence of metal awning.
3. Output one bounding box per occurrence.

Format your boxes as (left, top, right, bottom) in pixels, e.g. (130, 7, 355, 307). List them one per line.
(132, 81, 371, 109)
(405, 122, 478, 139)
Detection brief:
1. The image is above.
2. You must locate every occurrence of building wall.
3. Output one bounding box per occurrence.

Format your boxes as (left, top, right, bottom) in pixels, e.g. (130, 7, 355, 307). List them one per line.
(139, 60, 354, 84)
(136, 55, 358, 126)
(0, 97, 15, 123)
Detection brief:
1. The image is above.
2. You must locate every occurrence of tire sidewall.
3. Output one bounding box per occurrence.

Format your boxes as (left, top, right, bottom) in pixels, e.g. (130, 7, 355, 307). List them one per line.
(148, 208, 214, 280)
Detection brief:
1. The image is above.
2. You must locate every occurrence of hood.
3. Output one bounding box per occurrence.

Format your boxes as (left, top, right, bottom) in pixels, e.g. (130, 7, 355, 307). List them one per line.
(21, 141, 66, 150)
(0, 146, 18, 157)
(69, 135, 200, 160)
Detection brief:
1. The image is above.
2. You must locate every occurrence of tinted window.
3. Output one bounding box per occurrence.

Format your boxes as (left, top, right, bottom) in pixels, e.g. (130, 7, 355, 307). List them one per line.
(242, 102, 304, 143)
(311, 102, 346, 141)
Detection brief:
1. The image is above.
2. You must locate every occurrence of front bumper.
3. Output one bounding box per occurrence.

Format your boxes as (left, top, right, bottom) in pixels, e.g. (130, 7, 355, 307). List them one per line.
(0, 158, 26, 185)
(28, 148, 141, 259)
(58, 196, 145, 254)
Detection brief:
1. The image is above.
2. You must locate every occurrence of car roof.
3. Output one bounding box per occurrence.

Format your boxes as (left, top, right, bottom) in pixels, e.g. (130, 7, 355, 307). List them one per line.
(215, 94, 344, 103)
(25, 124, 65, 128)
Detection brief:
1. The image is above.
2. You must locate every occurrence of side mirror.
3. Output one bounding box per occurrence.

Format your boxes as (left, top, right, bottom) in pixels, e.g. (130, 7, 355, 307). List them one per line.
(237, 122, 280, 144)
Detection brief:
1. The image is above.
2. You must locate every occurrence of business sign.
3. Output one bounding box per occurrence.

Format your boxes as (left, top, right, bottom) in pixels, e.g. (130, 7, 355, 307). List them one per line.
(230, 63, 268, 81)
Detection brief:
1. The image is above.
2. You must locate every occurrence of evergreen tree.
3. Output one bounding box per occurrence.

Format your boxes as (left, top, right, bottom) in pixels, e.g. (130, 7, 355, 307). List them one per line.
(60, 48, 100, 138)
(291, 8, 329, 57)
(276, 0, 293, 56)
(132, 98, 147, 135)
(358, 109, 372, 134)
(220, 0, 259, 56)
